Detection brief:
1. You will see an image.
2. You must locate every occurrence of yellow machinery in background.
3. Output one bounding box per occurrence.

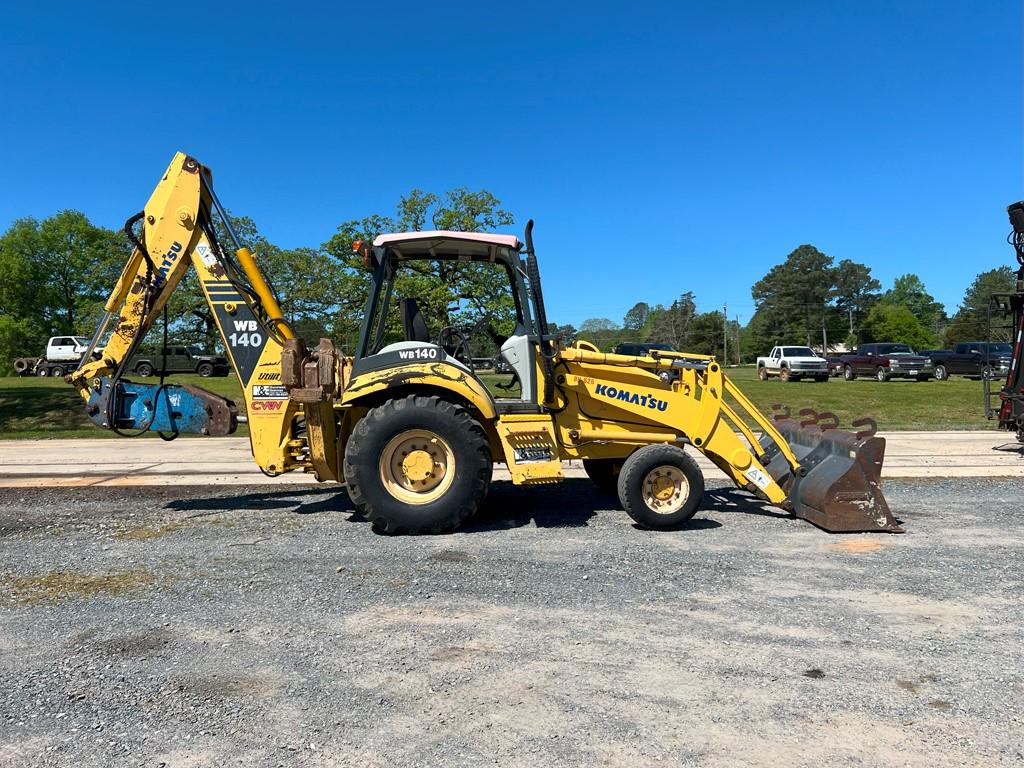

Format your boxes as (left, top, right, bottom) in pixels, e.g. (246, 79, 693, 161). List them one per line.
(69, 153, 899, 534)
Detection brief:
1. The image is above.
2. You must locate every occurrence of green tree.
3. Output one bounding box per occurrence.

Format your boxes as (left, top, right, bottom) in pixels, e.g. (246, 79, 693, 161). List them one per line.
(862, 303, 934, 348)
(881, 274, 947, 339)
(578, 318, 621, 350)
(832, 259, 881, 336)
(751, 244, 834, 347)
(944, 266, 1016, 345)
(623, 302, 650, 332)
(647, 293, 697, 349)
(0, 212, 127, 372)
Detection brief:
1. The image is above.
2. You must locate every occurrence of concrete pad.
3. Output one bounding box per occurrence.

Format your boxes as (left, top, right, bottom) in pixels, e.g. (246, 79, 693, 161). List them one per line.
(0, 432, 1020, 488)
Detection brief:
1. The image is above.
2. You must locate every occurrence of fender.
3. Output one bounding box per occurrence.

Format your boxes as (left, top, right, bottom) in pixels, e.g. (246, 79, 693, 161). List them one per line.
(341, 361, 497, 420)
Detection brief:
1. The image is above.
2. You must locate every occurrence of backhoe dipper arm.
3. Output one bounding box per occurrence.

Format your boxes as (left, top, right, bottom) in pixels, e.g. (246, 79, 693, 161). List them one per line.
(69, 152, 306, 476)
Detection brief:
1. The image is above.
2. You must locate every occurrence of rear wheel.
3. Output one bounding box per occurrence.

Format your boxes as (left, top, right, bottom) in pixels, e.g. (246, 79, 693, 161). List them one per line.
(617, 444, 705, 529)
(36, 367, 49, 377)
(843, 365, 856, 381)
(343, 395, 492, 534)
(197, 362, 214, 377)
(757, 367, 768, 381)
(136, 362, 154, 377)
(876, 366, 890, 382)
(934, 364, 948, 381)
(50, 365, 65, 377)
(582, 458, 624, 494)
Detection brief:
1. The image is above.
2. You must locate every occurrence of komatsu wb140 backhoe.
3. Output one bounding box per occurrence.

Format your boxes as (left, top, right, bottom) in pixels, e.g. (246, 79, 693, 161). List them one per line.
(68, 153, 900, 534)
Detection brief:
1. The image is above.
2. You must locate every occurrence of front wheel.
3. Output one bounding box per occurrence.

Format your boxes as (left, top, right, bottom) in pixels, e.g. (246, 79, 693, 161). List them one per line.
(343, 395, 492, 534)
(779, 367, 790, 382)
(617, 444, 705, 529)
(876, 366, 890, 382)
(843, 365, 856, 381)
(934, 364, 948, 381)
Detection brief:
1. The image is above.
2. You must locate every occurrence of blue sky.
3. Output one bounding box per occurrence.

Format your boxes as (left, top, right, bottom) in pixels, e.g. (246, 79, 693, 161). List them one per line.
(0, 1, 1020, 327)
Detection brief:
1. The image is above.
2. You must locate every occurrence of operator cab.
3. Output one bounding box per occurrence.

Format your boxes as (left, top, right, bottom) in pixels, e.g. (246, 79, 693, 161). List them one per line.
(352, 231, 545, 412)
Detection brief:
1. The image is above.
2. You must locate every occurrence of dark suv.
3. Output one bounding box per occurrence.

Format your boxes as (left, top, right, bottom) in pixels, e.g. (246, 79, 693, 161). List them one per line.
(127, 345, 230, 378)
(839, 343, 934, 382)
(614, 342, 677, 356)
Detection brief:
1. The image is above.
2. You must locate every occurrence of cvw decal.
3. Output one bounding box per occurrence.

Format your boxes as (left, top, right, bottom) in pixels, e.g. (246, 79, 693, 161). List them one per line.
(250, 400, 284, 413)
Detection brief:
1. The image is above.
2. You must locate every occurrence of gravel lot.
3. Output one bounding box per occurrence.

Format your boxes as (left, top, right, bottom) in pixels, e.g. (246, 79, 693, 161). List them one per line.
(0, 478, 1021, 767)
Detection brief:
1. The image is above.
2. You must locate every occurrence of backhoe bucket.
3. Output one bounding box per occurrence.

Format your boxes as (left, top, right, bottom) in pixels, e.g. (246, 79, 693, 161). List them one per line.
(758, 411, 902, 533)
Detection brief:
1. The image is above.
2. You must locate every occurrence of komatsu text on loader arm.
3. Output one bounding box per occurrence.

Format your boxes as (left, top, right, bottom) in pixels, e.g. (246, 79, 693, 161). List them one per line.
(69, 153, 900, 534)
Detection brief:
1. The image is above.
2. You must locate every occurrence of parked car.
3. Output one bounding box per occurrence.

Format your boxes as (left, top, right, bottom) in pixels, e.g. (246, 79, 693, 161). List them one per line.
(838, 343, 933, 381)
(756, 346, 829, 382)
(826, 355, 846, 377)
(126, 345, 230, 378)
(12, 335, 102, 377)
(930, 342, 1013, 381)
(613, 342, 679, 383)
(613, 342, 677, 356)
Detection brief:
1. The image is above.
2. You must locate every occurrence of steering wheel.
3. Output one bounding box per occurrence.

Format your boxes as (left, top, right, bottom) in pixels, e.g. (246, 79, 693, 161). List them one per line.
(436, 326, 474, 365)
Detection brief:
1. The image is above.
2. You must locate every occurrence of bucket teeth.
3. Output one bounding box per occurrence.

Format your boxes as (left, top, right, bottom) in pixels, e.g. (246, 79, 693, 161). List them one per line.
(761, 415, 902, 534)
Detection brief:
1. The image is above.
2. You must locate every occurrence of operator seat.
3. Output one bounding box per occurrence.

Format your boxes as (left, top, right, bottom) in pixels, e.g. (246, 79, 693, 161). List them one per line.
(400, 297, 430, 343)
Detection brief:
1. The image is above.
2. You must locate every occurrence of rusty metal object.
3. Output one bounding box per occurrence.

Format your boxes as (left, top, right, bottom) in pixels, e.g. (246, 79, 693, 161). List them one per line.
(759, 415, 902, 533)
(282, 338, 339, 404)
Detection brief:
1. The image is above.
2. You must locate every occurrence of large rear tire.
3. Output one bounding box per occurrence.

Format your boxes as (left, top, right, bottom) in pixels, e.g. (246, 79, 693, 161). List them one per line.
(617, 444, 705, 530)
(757, 367, 768, 381)
(36, 367, 49, 377)
(582, 458, 624, 494)
(343, 395, 492, 534)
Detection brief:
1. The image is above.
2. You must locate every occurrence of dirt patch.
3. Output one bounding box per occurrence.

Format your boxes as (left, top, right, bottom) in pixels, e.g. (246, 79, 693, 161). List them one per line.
(802, 668, 826, 679)
(116, 521, 185, 541)
(827, 539, 885, 553)
(429, 549, 471, 563)
(177, 674, 282, 699)
(0, 568, 155, 606)
(89, 630, 174, 658)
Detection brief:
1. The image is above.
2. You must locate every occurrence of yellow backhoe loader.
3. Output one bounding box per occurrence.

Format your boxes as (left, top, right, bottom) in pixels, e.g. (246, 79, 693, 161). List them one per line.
(68, 153, 900, 534)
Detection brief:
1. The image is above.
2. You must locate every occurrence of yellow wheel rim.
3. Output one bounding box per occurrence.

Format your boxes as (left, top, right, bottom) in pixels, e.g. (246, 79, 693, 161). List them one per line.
(379, 429, 456, 505)
(641, 465, 689, 514)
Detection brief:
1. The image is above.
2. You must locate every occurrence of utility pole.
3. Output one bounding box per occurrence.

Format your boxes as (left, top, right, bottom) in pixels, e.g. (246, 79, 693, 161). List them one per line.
(722, 303, 728, 364)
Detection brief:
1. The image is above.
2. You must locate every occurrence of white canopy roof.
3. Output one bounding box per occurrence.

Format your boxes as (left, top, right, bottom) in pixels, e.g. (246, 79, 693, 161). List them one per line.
(372, 230, 522, 259)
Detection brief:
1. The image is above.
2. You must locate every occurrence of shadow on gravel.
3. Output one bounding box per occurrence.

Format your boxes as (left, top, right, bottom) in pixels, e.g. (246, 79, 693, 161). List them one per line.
(165, 488, 342, 516)
(701, 487, 792, 520)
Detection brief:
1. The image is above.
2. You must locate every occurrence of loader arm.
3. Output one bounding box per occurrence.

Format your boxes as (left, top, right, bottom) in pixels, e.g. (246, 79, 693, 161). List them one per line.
(68, 152, 316, 477)
(553, 345, 900, 532)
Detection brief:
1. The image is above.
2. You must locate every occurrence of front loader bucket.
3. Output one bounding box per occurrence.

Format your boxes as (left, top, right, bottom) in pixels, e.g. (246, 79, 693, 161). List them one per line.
(758, 410, 902, 533)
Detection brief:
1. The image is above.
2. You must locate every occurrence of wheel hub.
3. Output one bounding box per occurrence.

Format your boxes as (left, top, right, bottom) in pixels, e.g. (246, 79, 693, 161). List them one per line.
(380, 430, 455, 505)
(642, 466, 689, 514)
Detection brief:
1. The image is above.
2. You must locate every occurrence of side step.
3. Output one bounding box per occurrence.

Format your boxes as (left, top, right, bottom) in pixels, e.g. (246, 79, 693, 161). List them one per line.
(495, 415, 563, 485)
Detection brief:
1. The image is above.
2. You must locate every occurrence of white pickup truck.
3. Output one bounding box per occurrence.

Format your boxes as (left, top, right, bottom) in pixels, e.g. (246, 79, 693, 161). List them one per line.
(12, 336, 94, 377)
(756, 345, 829, 383)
